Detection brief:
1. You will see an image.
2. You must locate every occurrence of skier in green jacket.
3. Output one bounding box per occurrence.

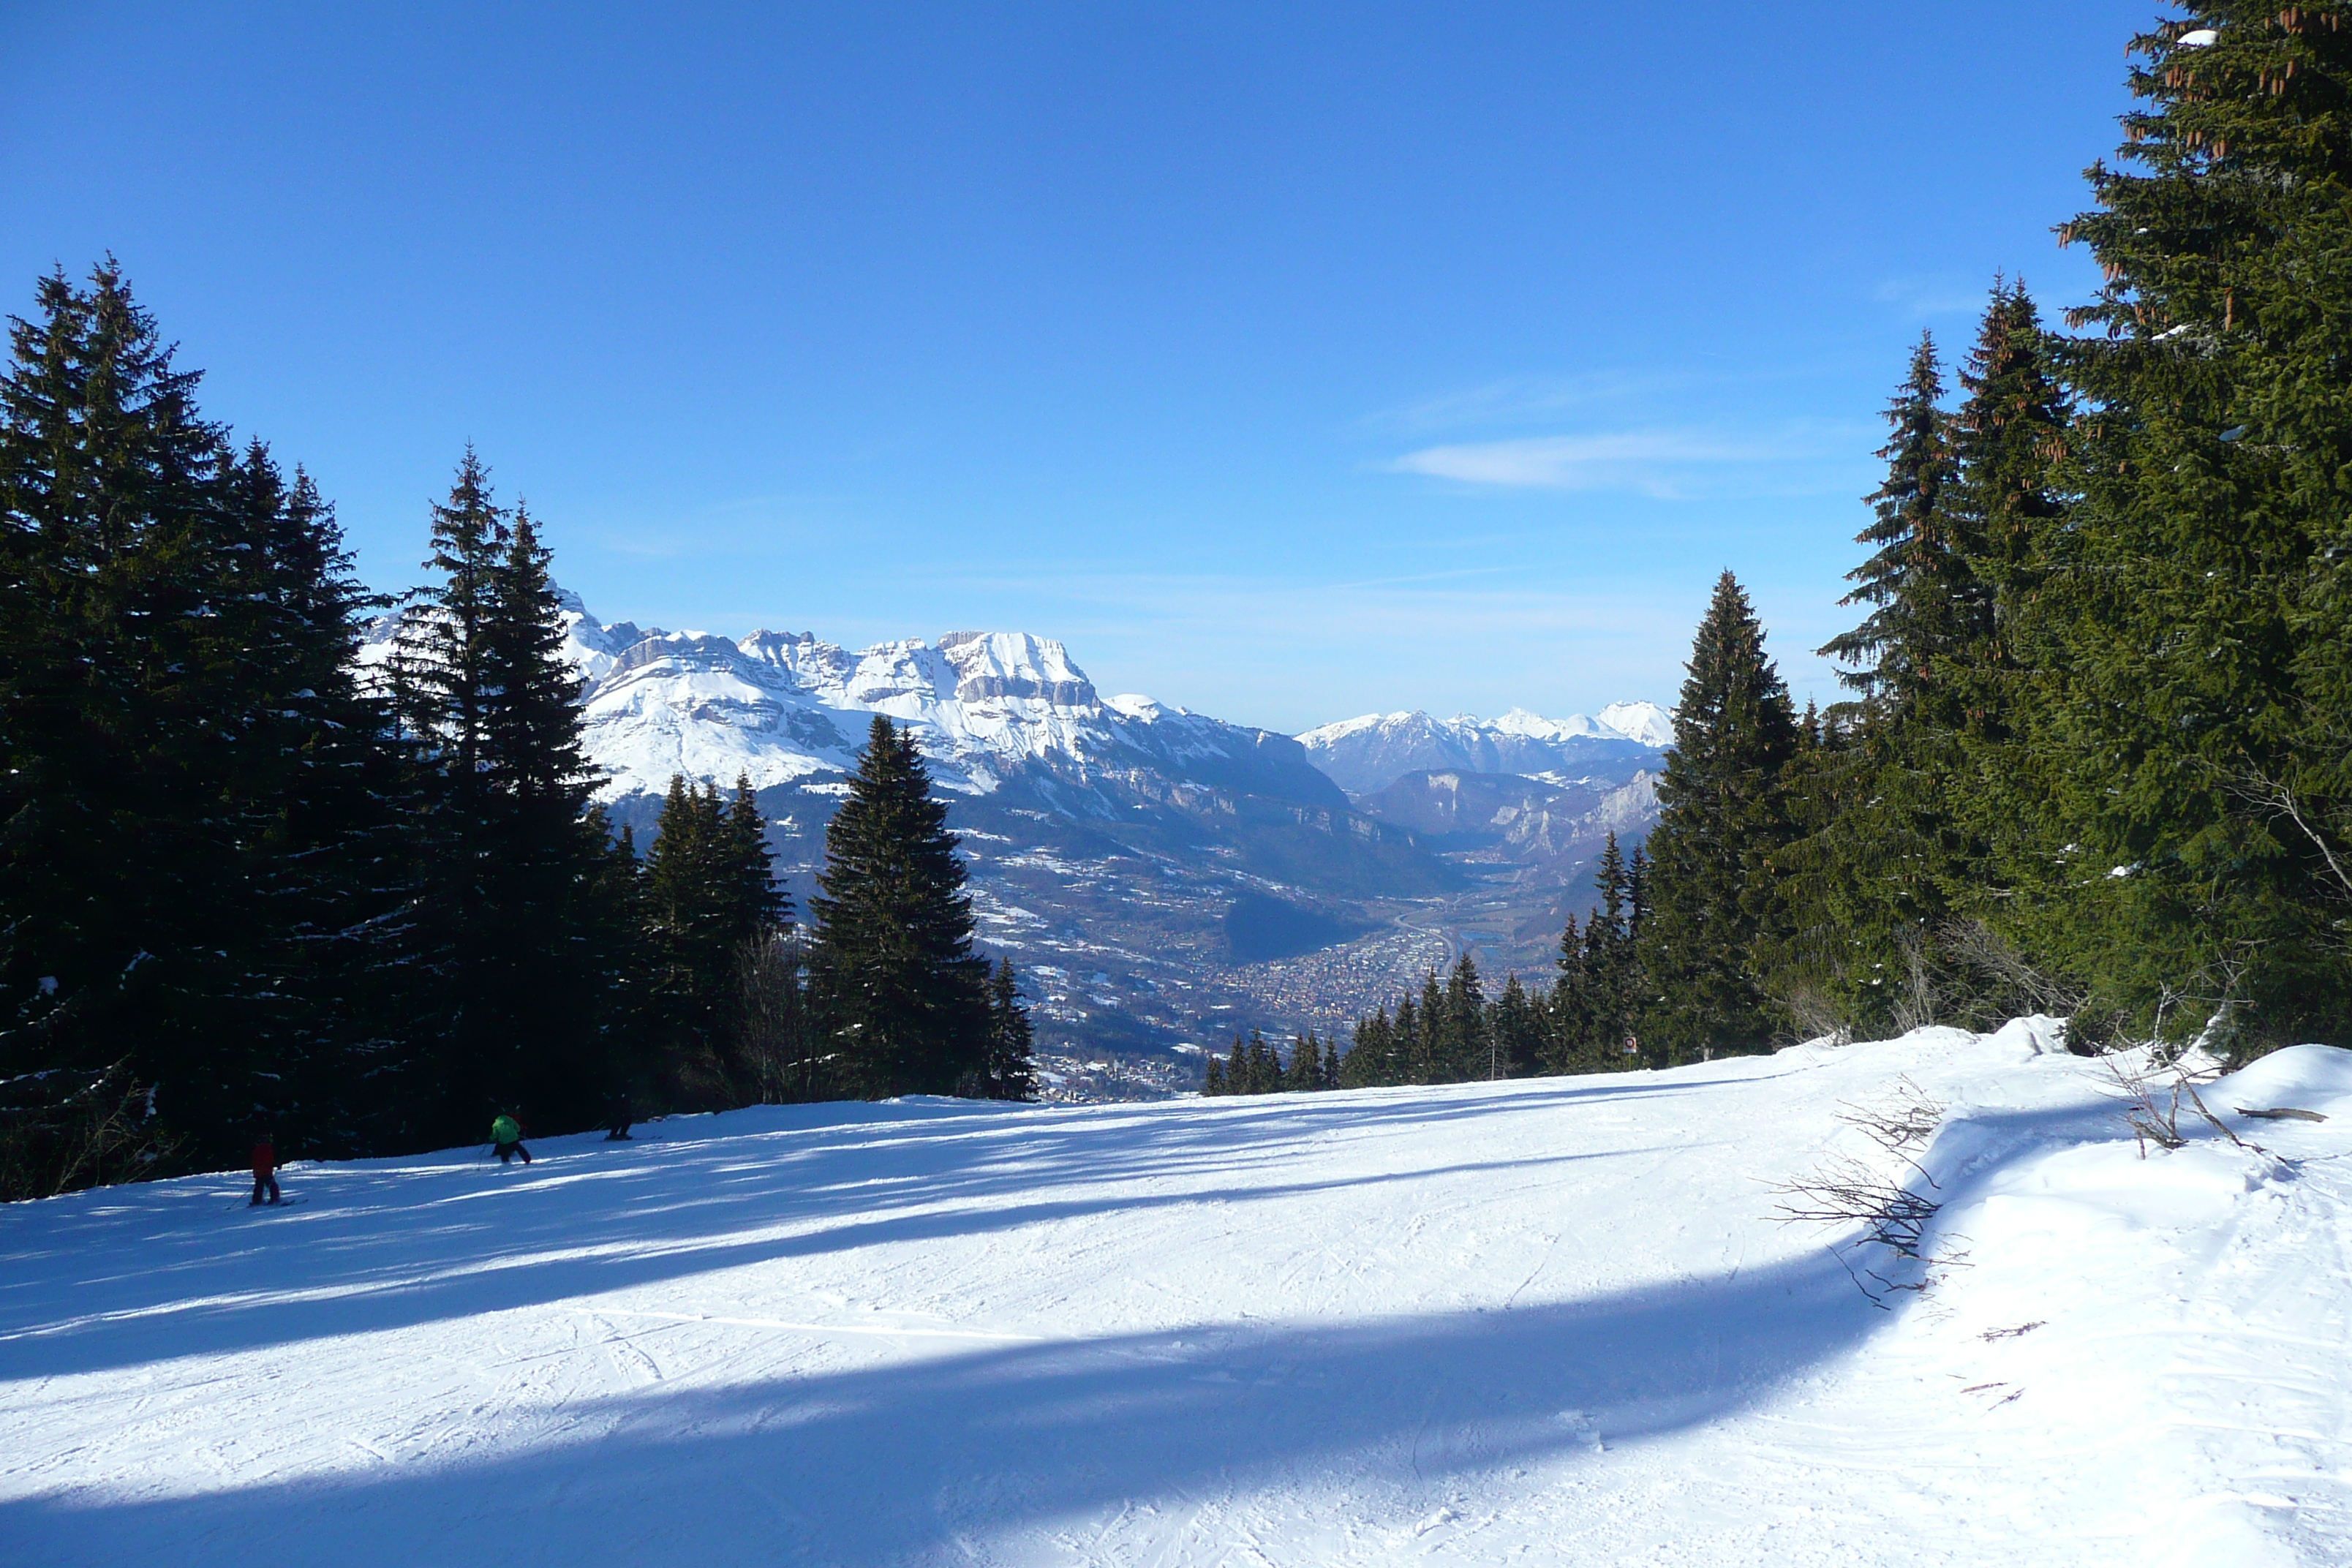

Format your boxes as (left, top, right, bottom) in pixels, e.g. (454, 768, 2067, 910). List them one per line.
(491, 1112, 532, 1165)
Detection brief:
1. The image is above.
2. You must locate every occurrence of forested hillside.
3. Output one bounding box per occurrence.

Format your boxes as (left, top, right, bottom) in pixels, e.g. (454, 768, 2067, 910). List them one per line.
(8, 7, 2352, 1184)
(1217, 8, 2352, 1094)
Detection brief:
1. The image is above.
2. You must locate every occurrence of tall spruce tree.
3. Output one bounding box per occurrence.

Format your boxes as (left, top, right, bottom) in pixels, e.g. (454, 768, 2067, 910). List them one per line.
(1824, 334, 1962, 707)
(392, 459, 615, 1134)
(2032, 7, 2352, 1044)
(976, 959, 1039, 1101)
(0, 265, 405, 1180)
(808, 716, 990, 1096)
(644, 772, 783, 1076)
(1639, 572, 1799, 1059)
(1774, 321, 2013, 1037)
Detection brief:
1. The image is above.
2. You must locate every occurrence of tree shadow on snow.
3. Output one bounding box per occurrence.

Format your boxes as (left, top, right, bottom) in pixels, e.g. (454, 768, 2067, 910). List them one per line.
(0, 1074, 2162, 1565)
(0, 1076, 1718, 1382)
(1, 1246, 1872, 1567)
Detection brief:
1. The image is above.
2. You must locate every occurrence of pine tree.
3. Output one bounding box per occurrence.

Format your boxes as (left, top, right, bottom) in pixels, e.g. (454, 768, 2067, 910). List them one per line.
(1338, 1006, 1395, 1088)
(1639, 572, 1799, 1059)
(1246, 1030, 1277, 1093)
(1772, 312, 2040, 1039)
(976, 960, 1039, 1101)
(1548, 833, 1647, 1068)
(1547, 913, 1588, 1071)
(1823, 334, 1960, 706)
(1490, 974, 1540, 1078)
(645, 772, 785, 1081)
(1408, 971, 1445, 1084)
(1443, 954, 1487, 1080)
(0, 264, 408, 1179)
(1202, 1054, 1226, 1095)
(1284, 1033, 1319, 1091)
(2027, 7, 2352, 1043)
(210, 451, 414, 1153)
(808, 716, 989, 1096)
(391, 458, 615, 1134)
(725, 773, 786, 934)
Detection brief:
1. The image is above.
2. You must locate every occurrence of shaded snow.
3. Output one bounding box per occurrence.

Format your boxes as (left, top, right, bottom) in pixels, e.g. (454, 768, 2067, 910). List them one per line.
(5, 1028, 2349, 1564)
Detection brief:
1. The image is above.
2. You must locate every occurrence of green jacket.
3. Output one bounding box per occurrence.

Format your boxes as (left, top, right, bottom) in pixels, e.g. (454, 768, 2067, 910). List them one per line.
(491, 1115, 521, 1145)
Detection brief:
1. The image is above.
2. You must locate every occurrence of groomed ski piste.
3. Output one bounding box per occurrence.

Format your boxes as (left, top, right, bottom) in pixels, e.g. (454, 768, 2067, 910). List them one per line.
(5, 1024, 2350, 1566)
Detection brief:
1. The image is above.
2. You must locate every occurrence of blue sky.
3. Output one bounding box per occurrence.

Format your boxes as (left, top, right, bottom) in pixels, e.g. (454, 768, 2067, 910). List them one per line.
(1, 3, 2155, 733)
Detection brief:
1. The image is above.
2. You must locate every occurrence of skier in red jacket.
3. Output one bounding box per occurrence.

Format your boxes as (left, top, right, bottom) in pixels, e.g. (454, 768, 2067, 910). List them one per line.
(250, 1131, 282, 1207)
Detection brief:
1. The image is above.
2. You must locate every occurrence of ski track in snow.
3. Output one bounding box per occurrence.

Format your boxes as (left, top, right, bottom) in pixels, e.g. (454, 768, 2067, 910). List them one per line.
(4, 1028, 2351, 1565)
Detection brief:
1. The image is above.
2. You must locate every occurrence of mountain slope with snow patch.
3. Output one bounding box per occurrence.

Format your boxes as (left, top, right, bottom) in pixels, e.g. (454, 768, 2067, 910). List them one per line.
(1297, 704, 1665, 797)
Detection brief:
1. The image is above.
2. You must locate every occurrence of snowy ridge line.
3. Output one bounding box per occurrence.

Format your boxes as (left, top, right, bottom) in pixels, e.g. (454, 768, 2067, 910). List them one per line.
(1294, 701, 1671, 797)
(577, 1307, 1043, 1342)
(361, 591, 1347, 807)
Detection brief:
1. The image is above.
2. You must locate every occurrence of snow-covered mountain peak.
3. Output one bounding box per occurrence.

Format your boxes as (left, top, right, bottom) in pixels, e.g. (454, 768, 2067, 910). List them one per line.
(1597, 700, 1674, 747)
(1490, 706, 1618, 742)
(937, 630, 1098, 706)
(363, 590, 1338, 812)
(1106, 693, 1175, 723)
(1294, 712, 1392, 746)
(1295, 704, 1670, 797)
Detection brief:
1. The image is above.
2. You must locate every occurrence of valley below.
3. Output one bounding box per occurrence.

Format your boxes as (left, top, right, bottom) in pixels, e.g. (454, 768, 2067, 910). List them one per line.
(366, 597, 1671, 1097)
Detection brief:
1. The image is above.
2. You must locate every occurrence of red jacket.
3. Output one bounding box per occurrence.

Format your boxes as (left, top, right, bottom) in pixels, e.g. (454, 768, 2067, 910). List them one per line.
(251, 1139, 277, 1177)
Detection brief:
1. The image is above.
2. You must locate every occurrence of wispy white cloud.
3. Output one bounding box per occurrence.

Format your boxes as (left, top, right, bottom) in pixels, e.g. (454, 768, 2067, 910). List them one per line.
(1386, 423, 1864, 498)
(1364, 371, 1700, 435)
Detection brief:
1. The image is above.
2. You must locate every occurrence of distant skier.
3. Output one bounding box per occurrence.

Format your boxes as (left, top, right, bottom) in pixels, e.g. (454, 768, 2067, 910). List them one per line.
(603, 1091, 634, 1142)
(491, 1112, 532, 1165)
(249, 1129, 283, 1206)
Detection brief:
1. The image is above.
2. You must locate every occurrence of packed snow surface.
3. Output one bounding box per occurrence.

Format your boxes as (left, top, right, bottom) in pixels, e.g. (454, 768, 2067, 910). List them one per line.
(6, 1028, 2351, 1565)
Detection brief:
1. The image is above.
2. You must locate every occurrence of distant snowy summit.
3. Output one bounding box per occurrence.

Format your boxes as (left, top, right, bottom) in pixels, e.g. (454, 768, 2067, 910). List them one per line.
(361, 590, 1670, 814)
(361, 591, 1338, 810)
(1296, 703, 1670, 798)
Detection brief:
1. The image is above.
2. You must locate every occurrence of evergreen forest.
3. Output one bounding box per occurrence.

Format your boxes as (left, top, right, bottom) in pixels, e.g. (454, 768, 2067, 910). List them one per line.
(0, 265, 1033, 1199)
(11, 7, 2352, 1172)
(1216, 9, 2352, 1093)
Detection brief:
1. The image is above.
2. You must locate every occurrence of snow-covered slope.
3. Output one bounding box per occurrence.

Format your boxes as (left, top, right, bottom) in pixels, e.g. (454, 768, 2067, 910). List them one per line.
(8, 1028, 2348, 1565)
(1297, 704, 1667, 797)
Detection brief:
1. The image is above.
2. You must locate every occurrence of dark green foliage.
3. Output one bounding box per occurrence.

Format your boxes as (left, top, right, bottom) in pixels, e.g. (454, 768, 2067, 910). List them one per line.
(1284, 1033, 1320, 1091)
(1765, 300, 2065, 1041)
(389, 458, 620, 1137)
(974, 960, 1040, 1101)
(645, 771, 789, 1081)
(1488, 973, 1543, 1079)
(2013, 6, 2352, 1044)
(0, 263, 986, 1196)
(809, 716, 990, 1097)
(1337, 954, 1534, 1088)
(1637, 573, 1799, 1059)
(1547, 834, 1647, 1068)
(1200, 1026, 1336, 1096)
(0, 264, 407, 1188)
(1822, 334, 1960, 706)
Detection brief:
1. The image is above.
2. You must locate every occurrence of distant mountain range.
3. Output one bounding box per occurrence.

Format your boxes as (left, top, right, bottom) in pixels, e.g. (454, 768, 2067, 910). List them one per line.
(1296, 704, 1670, 796)
(359, 595, 1671, 1089)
